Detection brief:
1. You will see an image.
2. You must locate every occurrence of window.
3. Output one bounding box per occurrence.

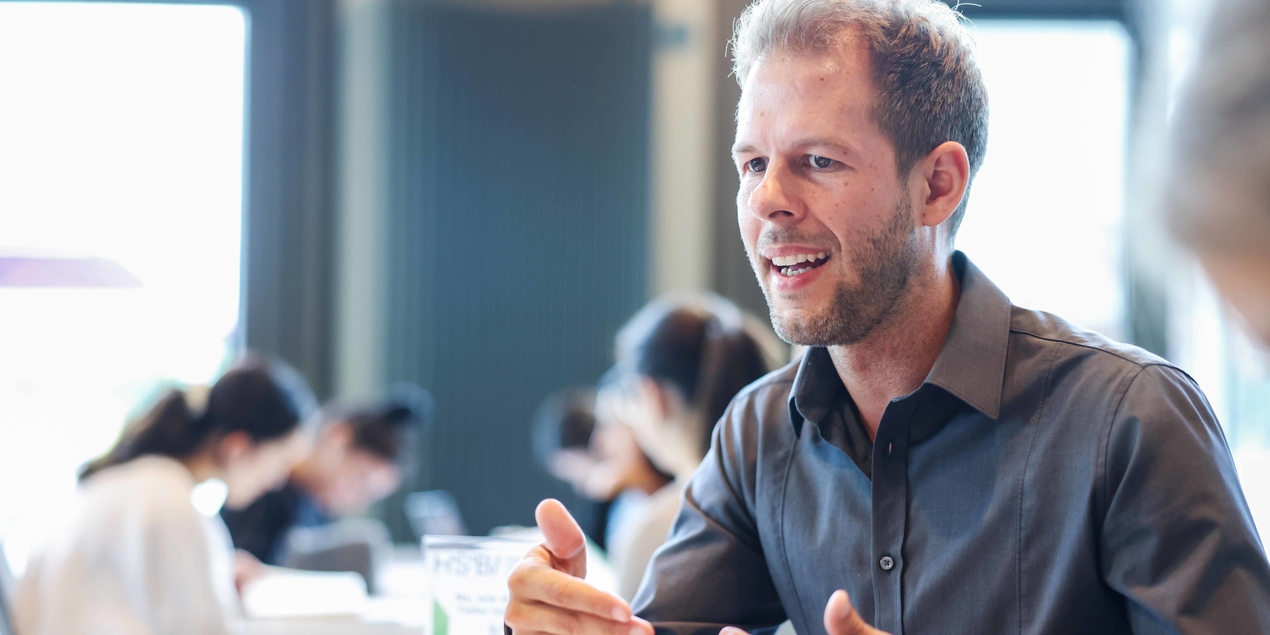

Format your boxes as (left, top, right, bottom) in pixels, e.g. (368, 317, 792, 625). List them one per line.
(956, 20, 1132, 340)
(0, 2, 247, 573)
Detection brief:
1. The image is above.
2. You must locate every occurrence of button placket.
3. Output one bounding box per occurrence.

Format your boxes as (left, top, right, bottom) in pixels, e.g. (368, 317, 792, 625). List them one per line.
(870, 399, 914, 635)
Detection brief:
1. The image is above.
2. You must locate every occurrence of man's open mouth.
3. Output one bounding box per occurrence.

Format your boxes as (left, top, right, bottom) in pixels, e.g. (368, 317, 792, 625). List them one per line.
(770, 252, 830, 277)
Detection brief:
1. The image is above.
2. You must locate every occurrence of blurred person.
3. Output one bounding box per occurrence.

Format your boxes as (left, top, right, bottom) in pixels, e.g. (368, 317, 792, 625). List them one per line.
(222, 384, 431, 566)
(606, 295, 778, 600)
(1169, 0, 1270, 347)
(532, 388, 603, 500)
(530, 387, 669, 552)
(506, 1, 1270, 633)
(15, 356, 317, 635)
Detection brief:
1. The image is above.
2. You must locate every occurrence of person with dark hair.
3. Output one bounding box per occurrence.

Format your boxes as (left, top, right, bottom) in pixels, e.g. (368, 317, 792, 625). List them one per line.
(531, 386, 673, 555)
(221, 383, 432, 566)
(14, 355, 318, 635)
(531, 387, 602, 495)
(605, 294, 780, 599)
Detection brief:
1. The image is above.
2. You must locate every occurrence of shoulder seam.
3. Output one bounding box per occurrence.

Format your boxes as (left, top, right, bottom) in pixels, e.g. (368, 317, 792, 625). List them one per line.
(1008, 327, 1176, 370)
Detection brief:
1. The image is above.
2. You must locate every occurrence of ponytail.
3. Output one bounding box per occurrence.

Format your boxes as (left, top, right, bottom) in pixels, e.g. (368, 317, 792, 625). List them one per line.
(615, 294, 778, 456)
(80, 390, 203, 480)
(80, 355, 317, 482)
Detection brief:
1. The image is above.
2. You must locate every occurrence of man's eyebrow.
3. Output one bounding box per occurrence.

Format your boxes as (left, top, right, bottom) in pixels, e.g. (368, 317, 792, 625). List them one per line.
(731, 138, 859, 157)
(790, 136, 857, 155)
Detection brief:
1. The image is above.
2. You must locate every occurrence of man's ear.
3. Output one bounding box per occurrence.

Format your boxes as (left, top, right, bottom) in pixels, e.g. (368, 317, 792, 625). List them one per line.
(918, 141, 970, 229)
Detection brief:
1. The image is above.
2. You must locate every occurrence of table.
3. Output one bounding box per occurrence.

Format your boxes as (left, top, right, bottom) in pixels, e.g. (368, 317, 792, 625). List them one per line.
(244, 596, 427, 635)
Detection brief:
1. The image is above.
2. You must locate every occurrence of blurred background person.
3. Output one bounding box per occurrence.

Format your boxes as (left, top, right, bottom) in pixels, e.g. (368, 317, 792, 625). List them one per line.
(1168, 0, 1270, 347)
(13, 356, 317, 635)
(222, 384, 432, 573)
(531, 384, 672, 552)
(606, 294, 782, 600)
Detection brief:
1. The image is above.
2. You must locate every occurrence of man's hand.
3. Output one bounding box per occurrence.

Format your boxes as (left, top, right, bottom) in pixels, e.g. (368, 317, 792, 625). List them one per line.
(505, 499, 655, 635)
(718, 591, 890, 635)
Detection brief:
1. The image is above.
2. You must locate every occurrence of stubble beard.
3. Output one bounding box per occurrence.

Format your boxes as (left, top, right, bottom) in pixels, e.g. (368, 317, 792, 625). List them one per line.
(755, 198, 920, 347)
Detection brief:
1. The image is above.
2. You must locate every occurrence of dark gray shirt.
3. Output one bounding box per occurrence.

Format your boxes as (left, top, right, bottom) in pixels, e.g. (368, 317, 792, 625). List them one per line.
(633, 252, 1270, 635)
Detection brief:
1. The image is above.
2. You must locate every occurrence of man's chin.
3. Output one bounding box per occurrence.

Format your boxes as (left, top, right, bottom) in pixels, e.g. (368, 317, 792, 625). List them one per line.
(768, 307, 830, 347)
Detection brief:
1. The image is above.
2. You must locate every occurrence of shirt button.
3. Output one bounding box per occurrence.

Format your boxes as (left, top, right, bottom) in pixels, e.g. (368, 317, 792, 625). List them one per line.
(879, 556, 894, 571)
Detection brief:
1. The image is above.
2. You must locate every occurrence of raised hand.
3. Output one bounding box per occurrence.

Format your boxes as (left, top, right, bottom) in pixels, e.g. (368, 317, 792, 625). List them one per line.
(505, 499, 655, 635)
(718, 590, 891, 635)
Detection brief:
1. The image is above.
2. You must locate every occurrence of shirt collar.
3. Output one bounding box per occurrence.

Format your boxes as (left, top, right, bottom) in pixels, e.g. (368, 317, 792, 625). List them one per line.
(790, 251, 1012, 429)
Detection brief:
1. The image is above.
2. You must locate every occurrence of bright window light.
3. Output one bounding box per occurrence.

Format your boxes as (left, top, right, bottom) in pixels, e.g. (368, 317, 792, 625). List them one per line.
(0, 2, 247, 572)
(957, 20, 1131, 340)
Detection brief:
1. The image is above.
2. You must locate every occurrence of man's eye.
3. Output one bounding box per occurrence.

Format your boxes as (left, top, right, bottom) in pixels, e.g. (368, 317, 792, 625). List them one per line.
(747, 158, 767, 173)
(810, 155, 834, 169)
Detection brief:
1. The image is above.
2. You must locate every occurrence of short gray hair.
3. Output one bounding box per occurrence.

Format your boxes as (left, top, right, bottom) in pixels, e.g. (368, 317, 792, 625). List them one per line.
(731, 0, 989, 235)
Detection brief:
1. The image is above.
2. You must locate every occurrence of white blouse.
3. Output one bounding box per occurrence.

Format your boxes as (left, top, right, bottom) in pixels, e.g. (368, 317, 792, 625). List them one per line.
(14, 456, 240, 635)
(608, 479, 685, 602)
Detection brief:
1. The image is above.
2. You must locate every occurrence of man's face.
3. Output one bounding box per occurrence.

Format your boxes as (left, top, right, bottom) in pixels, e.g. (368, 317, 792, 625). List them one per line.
(734, 41, 920, 346)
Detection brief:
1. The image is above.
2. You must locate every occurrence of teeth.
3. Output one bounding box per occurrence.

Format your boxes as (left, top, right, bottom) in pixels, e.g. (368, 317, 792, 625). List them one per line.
(779, 265, 814, 277)
(772, 253, 828, 267)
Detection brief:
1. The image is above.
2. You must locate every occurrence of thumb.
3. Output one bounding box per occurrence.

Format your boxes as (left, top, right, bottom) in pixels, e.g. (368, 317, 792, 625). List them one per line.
(535, 499, 588, 577)
(824, 590, 887, 635)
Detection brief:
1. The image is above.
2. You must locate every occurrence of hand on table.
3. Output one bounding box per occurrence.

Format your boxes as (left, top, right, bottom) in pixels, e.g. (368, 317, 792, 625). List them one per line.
(719, 591, 890, 635)
(505, 499, 655, 635)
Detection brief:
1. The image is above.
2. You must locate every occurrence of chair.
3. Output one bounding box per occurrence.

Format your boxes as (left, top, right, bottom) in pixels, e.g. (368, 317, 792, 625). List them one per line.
(403, 489, 467, 538)
(279, 518, 392, 594)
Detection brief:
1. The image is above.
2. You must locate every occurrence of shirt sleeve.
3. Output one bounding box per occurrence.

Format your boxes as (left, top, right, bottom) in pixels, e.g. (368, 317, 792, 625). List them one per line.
(1100, 363, 1270, 634)
(632, 395, 787, 635)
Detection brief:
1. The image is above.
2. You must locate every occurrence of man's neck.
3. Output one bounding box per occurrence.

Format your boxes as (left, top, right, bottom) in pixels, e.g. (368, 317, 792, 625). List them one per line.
(828, 258, 961, 440)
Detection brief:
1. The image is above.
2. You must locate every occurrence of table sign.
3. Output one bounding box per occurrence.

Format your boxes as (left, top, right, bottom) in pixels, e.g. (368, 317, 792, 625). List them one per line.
(423, 535, 536, 635)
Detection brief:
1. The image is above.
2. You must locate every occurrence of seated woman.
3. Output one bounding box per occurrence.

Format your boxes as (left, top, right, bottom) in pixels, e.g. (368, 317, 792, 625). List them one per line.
(531, 385, 671, 551)
(14, 356, 317, 635)
(221, 384, 431, 566)
(606, 294, 781, 600)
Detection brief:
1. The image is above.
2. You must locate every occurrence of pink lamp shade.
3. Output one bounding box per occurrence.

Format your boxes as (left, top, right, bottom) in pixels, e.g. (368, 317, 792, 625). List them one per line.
(0, 256, 142, 288)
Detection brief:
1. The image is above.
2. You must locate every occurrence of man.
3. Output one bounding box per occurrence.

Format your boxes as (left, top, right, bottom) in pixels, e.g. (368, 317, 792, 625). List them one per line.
(505, 1, 1270, 633)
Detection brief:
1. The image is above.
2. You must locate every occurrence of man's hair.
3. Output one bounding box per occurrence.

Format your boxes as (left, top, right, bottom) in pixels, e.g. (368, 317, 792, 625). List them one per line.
(731, 0, 989, 236)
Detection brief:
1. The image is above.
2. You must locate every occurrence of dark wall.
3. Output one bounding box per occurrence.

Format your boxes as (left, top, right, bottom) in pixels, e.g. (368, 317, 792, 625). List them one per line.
(383, 1, 651, 536)
(238, 0, 339, 399)
(711, 0, 769, 323)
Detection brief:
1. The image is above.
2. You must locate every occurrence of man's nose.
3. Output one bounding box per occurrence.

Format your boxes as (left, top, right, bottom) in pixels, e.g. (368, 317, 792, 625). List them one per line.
(746, 164, 806, 224)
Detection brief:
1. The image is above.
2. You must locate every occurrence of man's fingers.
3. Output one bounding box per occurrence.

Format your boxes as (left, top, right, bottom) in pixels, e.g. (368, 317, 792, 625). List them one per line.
(824, 590, 888, 635)
(719, 628, 750, 635)
(536, 499, 588, 576)
(505, 601, 647, 635)
(509, 560, 632, 622)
